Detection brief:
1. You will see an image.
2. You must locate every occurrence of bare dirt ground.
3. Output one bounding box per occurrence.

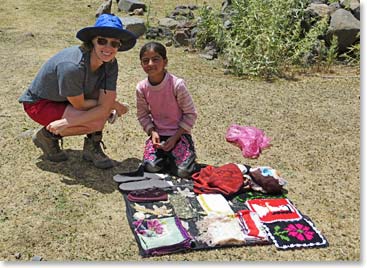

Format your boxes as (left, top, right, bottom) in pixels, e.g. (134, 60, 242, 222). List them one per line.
(0, 0, 360, 263)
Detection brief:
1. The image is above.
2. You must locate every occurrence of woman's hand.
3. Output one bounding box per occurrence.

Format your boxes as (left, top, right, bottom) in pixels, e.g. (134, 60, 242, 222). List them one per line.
(46, 118, 69, 135)
(113, 101, 129, 116)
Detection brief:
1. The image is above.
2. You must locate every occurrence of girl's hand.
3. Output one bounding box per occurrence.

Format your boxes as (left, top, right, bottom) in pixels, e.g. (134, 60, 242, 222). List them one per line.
(151, 131, 161, 148)
(161, 136, 179, 151)
(160, 128, 185, 151)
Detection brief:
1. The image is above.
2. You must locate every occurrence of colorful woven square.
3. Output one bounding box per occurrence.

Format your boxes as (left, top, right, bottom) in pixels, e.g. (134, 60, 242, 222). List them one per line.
(245, 198, 302, 223)
(263, 217, 328, 249)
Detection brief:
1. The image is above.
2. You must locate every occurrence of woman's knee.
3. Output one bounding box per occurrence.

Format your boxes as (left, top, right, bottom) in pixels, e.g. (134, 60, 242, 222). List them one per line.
(63, 105, 106, 132)
(87, 120, 105, 132)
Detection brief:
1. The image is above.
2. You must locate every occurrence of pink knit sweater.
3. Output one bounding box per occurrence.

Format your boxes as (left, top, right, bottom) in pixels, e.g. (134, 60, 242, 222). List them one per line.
(136, 72, 197, 136)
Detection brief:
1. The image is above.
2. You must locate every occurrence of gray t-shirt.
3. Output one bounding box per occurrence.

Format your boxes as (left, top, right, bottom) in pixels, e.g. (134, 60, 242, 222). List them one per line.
(18, 46, 118, 103)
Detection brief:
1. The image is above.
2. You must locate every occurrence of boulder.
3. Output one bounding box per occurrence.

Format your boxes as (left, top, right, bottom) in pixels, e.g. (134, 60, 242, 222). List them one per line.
(95, 0, 112, 17)
(340, 0, 360, 19)
(120, 17, 146, 38)
(159, 18, 178, 30)
(306, 3, 330, 18)
(327, 8, 360, 52)
(118, 0, 146, 12)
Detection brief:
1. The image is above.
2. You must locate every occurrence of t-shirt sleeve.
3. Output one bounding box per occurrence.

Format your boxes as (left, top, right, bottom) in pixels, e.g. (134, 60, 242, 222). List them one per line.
(56, 62, 84, 97)
(104, 61, 118, 91)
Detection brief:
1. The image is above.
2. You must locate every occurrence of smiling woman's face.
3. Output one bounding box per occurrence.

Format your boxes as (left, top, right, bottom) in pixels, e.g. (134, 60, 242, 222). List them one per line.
(92, 36, 120, 63)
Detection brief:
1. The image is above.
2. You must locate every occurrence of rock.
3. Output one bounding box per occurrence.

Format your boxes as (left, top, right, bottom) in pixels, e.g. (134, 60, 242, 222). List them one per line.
(306, 3, 330, 18)
(120, 17, 146, 38)
(95, 0, 112, 17)
(159, 18, 178, 30)
(165, 40, 173, 47)
(173, 30, 190, 46)
(328, 2, 341, 15)
(129, 8, 144, 16)
(31, 256, 43, 261)
(340, 0, 360, 19)
(327, 8, 360, 52)
(118, 0, 146, 12)
(309, 0, 327, 3)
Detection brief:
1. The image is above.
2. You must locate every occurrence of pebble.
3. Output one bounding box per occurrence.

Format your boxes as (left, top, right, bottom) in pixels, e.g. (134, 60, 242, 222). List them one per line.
(31, 255, 43, 261)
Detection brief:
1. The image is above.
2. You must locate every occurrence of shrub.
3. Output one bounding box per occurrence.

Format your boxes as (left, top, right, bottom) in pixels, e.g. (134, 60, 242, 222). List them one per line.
(195, 0, 359, 78)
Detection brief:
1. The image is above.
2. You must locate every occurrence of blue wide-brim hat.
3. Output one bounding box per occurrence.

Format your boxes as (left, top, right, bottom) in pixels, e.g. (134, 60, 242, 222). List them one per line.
(76, 14, 137, 52)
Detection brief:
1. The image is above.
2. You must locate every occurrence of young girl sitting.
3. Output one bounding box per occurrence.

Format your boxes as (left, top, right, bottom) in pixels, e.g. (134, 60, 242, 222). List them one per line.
(136, 41, 198, 178)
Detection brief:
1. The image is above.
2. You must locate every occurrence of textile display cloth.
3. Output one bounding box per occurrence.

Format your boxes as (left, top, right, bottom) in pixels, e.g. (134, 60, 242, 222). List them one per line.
(117, 172, 328, 257)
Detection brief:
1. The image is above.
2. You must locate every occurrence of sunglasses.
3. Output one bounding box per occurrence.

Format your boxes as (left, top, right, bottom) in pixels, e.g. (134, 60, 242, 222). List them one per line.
(96, 37, 121, 49)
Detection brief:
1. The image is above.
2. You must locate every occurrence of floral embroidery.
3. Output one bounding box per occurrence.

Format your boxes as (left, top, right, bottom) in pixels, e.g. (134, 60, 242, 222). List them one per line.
(133, 219, 165, 237)
(273, 223, 315, 242)
(284, 223, 315, 241)
(172, 136, 191, 165)
(263, 218, 328, 249)
(272, 225, 290, 241)
(143, 139, 156, 161)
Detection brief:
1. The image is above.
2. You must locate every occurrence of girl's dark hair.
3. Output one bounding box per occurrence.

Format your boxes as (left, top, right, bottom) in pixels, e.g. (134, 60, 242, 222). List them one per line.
(139, 41, 167, 60)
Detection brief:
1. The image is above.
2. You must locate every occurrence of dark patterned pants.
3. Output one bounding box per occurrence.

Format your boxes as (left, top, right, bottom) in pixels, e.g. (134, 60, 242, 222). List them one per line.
(142, 134, 196, 178)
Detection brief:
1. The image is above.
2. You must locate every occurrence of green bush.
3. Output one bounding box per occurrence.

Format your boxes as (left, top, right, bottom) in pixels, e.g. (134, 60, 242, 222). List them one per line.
(195, 0, 359, 78)
(341, 33, 360, 65)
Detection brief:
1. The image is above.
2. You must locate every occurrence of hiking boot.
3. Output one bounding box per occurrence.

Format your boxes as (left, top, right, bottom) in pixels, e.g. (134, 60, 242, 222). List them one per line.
(82, 132, 113, 169)
(32, 127, 68, 162)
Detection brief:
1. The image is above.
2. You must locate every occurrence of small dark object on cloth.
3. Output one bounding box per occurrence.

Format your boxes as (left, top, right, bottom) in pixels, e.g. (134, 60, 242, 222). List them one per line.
(249, 167, 287, 195)
(127, 188, 168, 202)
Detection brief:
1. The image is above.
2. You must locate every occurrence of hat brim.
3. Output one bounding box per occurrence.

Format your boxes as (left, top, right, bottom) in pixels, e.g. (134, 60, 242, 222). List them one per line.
(76, 26, 137, 51)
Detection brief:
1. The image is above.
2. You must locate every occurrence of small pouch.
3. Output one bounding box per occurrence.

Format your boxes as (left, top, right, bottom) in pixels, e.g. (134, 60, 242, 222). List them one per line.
(128, 188, 168, 202)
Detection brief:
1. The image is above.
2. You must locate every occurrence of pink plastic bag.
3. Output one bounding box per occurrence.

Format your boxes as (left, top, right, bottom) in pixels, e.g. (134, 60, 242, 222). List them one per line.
(225, 124, 271, 158)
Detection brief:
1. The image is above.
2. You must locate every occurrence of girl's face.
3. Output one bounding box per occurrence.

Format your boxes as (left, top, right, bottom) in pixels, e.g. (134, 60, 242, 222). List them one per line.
(140, 49, 167, 80)
(92, 36, 120, 63)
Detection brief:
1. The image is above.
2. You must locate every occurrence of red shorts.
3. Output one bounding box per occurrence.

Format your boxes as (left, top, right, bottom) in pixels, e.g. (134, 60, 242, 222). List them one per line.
(23, 99, 68, 126)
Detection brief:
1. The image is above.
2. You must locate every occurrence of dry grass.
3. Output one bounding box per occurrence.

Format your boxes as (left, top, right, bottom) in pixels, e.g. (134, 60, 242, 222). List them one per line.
(0, 0, 360, 262)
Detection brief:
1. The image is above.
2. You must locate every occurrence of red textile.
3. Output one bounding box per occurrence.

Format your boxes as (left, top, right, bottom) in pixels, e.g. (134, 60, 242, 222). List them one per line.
(191, 163, 244, 196)
(236, 210, 262, 238)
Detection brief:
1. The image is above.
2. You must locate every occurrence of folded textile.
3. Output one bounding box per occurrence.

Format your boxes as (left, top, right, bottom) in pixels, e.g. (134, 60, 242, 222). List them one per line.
(195, 211, 268, 247)
(133, 216, 194, 256)
(235, 210, 268, 240)
(196, 193, 234, 216)
(191, 163, 244, 196)
(128, 188, 168, 202)
(263, 217, 328, 250)
(246, 198, 302, 223)
(195, 215, 247, 247)
(248, 166, 287, 194)
(169, 193, 196, 219)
